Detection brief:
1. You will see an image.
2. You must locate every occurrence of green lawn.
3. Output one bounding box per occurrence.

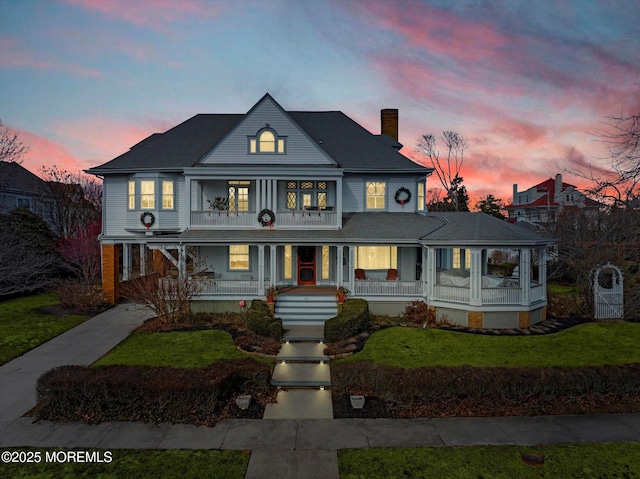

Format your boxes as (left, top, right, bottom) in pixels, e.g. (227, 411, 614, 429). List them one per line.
(547, 283, 580, 294)
(94, 329, 272, 367)
(338, 442, 640, 479)
(336, 322, 640, 368)
(0, 293, 87, 365)
(2, 449, 248, 479)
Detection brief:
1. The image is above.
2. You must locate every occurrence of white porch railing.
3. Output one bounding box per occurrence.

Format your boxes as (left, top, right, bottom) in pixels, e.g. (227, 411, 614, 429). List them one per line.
(191, 210, 255, 228)
(355, 280, 422, 296)
(481, 287, 521, 304)
(194, 279, 260, 295)
(433, 285, 470, 303)
(275, 210, 337, 227)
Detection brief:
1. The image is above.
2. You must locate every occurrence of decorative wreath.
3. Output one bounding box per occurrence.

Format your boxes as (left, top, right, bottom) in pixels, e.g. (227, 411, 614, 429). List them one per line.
(257, 208, 275, 227)
(140, 211, 155, 228)
(394, 187, 412, 206)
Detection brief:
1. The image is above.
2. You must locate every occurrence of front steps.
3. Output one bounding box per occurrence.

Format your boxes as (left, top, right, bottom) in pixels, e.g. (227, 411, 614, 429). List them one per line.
(275, 294, 337, 326)
(265, 322, 334, 419)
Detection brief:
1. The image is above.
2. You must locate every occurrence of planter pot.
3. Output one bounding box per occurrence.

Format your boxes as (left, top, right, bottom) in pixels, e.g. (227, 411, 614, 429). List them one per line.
(266, 295, 275, 303)
(336, 294, 345, 304)
(236, 395, 252, 410)
(350, 395, 365, 409)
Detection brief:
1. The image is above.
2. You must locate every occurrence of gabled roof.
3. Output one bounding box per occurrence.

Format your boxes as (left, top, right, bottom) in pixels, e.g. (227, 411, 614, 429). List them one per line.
(87, 94, 429, 175)
(0, 161, 51, 196)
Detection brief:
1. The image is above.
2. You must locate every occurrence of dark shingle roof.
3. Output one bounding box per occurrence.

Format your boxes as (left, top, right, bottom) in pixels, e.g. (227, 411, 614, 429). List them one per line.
(421, 212, 553, 245)
(168, 212, 552, 246)
(87, 101, 428, 174)
(0, 161, 51, 195)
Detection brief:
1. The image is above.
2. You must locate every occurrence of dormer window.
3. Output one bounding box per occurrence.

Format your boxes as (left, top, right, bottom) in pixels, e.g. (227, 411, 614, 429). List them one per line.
(249, 127, 286, 154)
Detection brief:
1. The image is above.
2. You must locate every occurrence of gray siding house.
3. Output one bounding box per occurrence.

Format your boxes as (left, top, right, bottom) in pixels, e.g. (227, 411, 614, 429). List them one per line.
(88, 94, 554, 329)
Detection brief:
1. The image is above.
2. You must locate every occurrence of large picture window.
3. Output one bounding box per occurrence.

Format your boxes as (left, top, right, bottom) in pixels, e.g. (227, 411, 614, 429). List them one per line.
(229, 245, 250, 270)
(354, 246, 397, 270)
(366, 181, 386, 210)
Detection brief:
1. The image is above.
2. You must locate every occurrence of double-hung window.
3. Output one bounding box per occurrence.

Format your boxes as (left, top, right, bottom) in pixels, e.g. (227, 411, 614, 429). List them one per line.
(128, 181, 136, 209)
(162, 180, 174, 209)
(417, 182, 425, 211)
(229, 245, 250, 270)
(366, 181, 386, 210)
(140, 180, 155, 209)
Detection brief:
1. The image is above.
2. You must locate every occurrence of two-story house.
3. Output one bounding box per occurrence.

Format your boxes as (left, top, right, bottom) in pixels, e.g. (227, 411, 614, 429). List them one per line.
(88, 94, 554, 329)
(506, 174, 601, 224)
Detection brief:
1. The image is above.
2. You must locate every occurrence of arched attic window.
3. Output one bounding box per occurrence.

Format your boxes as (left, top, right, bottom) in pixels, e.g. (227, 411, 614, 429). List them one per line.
(248, 126, 286, 154)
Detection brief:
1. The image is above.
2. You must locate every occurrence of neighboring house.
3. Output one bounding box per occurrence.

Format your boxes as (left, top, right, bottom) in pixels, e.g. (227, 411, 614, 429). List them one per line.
(505, 174, 601, 224)
(0, 161, 51, 216)
(88, 94, 554, 329)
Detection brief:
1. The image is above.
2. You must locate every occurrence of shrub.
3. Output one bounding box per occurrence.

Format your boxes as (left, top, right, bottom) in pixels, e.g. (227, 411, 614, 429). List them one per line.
(56, 279, 107, 313)
(331, 362, 640, 418)
(36, 359, 273, 426)
(324, 299, 370, 342)
(245, 300, 282, 339)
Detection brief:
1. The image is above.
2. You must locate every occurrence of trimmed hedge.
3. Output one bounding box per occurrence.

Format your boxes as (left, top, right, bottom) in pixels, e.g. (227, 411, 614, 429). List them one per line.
(332, 362, 640, 418)
(324, 299, 370, 342)
(246, 300, 283, 339)
(36, 359, 272, 426)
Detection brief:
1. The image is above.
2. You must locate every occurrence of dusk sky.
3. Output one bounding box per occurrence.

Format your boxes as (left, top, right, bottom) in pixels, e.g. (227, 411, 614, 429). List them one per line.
(1, 0, 639, 204)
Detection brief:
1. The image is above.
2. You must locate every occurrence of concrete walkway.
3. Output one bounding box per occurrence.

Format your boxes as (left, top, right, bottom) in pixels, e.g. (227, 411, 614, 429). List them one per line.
(1, 304, 639, 479)
(0, 302, 153, 430)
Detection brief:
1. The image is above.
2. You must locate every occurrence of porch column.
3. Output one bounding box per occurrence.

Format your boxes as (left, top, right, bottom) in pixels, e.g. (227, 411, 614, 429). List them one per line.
(346, 245, 355, 292)
(184, 177, 192, 228)
(469, 248, 483, 306)
(539, 246, 547, 296)
(140, 244, 146, 276)
(101, 244, 120, 304)
(271, 180, 277, 212)
(424, 246, 432, 298)
(256, 181, 262, 217)
(122, 243, 131, 281)
(258, 245, 265, 295)
(520, 248, 531, 306)
(336, 245, 344, 286)
(269, 244, 277, 286)
(336, 177, 343, 229)
(178, 244, 186, 280)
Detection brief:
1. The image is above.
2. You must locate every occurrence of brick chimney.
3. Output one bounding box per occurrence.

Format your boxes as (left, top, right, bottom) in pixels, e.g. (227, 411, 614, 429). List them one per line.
(381, 109, 399, 141)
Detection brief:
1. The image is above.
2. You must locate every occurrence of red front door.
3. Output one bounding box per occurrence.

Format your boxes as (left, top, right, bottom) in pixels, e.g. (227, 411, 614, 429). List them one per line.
(297, 246, 316, 285)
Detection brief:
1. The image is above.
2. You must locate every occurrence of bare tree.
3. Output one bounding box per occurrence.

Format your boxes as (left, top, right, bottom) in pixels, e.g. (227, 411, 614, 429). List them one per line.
(121, 274, 202, 325)
(39, 166, 102, 240)
(0, 119, 28, 164)
(57, 221, 102, 285)
(415, 131, 469, 211)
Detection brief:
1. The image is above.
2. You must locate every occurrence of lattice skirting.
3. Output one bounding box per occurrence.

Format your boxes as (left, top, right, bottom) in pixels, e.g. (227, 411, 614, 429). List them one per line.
(367, 301, 413, 317)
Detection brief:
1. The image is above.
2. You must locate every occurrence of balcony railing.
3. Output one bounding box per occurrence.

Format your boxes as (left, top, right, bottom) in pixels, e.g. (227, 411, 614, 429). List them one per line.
(191, 210, 255, 228)
(354, 280, 422, 296)
(190, 209, 338, 228)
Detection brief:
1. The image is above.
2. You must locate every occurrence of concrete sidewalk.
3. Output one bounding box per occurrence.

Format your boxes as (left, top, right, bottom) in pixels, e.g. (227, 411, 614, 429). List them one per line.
(0, 302, 153, 430)
(1, 415, 639, 477)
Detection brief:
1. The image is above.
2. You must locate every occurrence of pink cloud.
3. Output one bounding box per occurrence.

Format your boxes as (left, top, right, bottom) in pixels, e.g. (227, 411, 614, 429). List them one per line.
(16, 129, 89, 176)
(0, 35, 102, 78)
(53, 116, 176, 166)
(64, 0, 226, 32)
